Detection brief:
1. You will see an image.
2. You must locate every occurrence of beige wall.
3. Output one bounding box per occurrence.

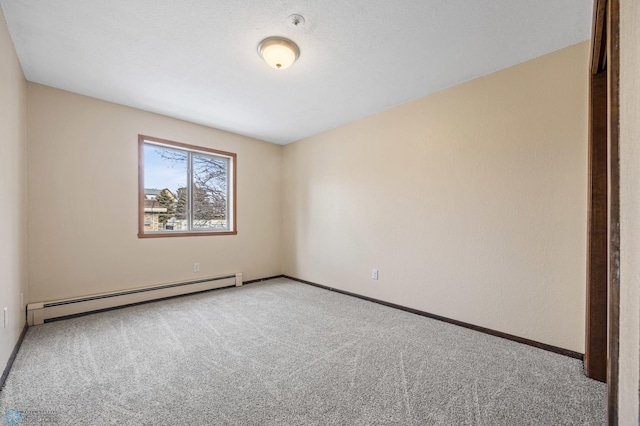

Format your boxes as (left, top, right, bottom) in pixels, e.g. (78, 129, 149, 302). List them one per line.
(283, 42, 589, 353)
(27, 84, 282, 302)
(0, 8, 28, 370)
(618, 0, 640, 422)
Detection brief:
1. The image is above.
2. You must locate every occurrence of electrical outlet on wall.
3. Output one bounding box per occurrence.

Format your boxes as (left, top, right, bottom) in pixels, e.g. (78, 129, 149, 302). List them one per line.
(194, 263, 200, 273)
(371, 269, 379, 280)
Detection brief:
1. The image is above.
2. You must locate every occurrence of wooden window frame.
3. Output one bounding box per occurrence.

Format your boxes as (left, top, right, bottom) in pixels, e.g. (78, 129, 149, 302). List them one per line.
(138, 134, 237, 238)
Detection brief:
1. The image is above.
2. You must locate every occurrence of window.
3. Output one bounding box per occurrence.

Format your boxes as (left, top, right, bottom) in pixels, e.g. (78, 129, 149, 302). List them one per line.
(138, 135, 236, 237)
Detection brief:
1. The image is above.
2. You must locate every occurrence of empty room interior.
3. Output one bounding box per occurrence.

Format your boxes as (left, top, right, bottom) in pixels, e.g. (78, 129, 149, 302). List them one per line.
(1, 1, 638, 425)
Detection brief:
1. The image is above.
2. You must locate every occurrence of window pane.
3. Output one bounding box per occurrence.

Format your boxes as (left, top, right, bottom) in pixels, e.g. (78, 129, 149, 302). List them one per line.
(143, 145, 187, 232)
(139, 136, 236, 238)
(192, 154, 228, 230)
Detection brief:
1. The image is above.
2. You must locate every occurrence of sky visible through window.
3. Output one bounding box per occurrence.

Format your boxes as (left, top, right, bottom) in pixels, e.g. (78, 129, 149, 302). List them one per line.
(143, 145, 187, 192)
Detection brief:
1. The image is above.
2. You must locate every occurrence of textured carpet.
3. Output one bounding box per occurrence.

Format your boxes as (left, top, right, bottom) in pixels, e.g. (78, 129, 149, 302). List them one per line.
(1, 278, 606, 425)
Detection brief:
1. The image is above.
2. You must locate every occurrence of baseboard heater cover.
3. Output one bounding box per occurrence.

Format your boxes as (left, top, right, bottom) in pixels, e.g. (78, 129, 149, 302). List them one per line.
(27, 273, 243, 326)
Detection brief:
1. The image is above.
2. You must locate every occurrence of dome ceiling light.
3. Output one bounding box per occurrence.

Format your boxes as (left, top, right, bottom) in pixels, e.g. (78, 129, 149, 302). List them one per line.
(257, 37, 300, 70)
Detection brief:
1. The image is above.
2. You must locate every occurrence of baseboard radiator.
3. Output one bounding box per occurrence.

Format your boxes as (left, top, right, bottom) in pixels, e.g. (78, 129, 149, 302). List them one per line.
(26, 273, 243, 326)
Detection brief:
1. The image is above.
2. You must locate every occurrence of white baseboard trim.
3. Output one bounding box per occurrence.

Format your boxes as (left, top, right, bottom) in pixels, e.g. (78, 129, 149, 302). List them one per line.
(27, 273, 243, 325)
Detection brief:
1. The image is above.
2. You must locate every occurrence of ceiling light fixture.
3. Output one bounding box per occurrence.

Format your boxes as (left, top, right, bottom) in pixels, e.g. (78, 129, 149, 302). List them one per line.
(257, 37, 300, 70)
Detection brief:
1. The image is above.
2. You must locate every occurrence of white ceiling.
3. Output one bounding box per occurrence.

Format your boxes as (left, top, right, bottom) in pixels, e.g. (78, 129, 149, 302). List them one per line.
(0, 1, 592, 144)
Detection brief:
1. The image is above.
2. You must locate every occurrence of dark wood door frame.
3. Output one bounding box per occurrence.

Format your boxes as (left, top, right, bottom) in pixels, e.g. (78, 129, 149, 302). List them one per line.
(584, 1, 609, 382)
(606, 0, 620, 424)
(585, 0, 620, 424)
(585, 0, 608, 383)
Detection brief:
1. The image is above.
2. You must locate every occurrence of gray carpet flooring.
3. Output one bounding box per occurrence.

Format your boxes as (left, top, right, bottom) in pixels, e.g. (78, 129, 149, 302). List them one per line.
(1, 277, 606, 425)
